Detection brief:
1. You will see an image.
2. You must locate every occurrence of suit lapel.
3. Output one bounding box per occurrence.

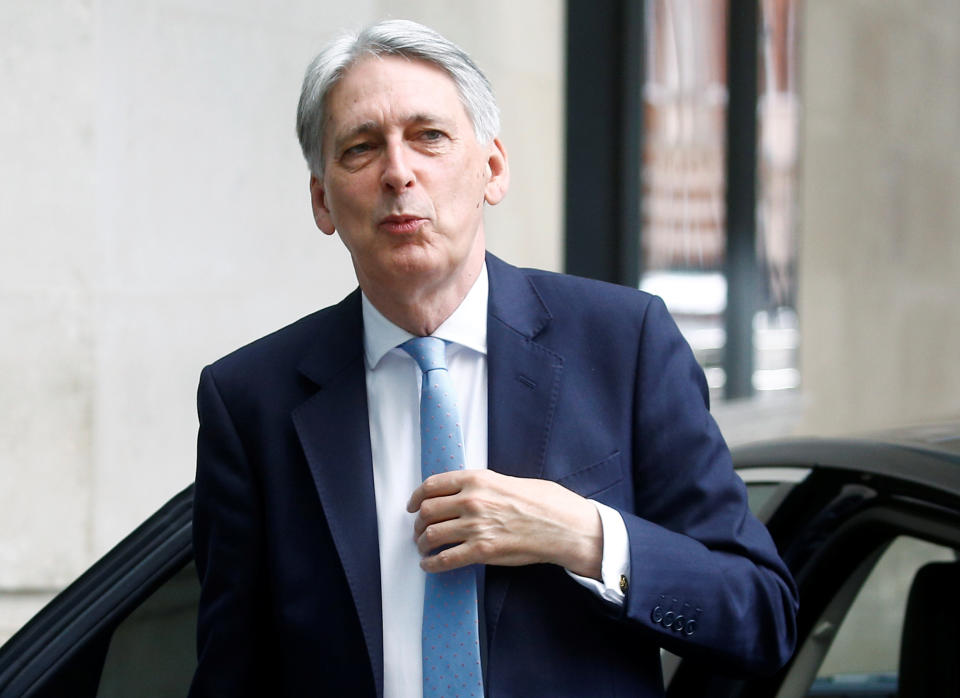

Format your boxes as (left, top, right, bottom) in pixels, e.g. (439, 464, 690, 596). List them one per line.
(291, 290, 384, 698)
(286, 261, 562, 694)
(484, 254, 564, 649)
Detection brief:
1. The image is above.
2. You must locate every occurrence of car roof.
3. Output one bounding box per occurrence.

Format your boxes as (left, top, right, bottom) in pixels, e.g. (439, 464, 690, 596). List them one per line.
(732, 421, 960, 498)
(866, 421, 960, 457)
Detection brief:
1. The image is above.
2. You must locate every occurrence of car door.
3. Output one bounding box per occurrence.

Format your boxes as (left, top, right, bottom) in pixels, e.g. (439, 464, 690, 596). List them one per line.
(0, 486, 197, 698)
(667, 440, 960, 698)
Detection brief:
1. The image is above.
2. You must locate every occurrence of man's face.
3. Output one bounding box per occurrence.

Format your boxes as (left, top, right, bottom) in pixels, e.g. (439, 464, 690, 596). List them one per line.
(310, 55, 508, 302)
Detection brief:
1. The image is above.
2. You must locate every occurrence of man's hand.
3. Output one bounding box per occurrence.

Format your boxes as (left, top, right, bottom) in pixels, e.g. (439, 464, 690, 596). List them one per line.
(406, 470, 603, 580)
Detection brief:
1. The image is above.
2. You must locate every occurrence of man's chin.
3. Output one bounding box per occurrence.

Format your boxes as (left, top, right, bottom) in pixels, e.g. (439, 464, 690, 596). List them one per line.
(389, 256, 452, 290)
(367, 248, 472, 293)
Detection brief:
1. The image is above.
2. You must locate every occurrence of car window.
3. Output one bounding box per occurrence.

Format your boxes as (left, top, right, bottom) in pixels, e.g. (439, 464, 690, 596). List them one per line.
(746, 483, 779, 515)
(95, 562, 198, 697)
(737, 466, 810, 522)
(789, 536, 956, 697)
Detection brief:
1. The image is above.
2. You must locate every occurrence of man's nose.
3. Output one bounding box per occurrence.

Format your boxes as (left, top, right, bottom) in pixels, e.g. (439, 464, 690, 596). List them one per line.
(381, 142, 416, 192)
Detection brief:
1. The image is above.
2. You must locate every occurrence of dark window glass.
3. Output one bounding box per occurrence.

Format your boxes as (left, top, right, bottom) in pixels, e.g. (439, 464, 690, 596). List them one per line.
(95, 563, 198, 697)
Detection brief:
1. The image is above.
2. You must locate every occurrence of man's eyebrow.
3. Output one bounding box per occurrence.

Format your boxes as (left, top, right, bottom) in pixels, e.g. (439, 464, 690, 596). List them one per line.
(333, 121, 380, 150)
(331, 113, 457, 152)
(338, 114, 452, 138)
(407, 112, 451, 127)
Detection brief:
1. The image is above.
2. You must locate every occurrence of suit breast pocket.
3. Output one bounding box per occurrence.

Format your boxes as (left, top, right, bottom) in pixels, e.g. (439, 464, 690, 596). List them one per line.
(555, 450, 623, 501)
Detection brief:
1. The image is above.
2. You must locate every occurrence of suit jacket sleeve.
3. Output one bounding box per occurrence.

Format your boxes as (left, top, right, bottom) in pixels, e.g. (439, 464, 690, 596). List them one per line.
(189, 365, 269, 697)
(614, 296, 797, 674)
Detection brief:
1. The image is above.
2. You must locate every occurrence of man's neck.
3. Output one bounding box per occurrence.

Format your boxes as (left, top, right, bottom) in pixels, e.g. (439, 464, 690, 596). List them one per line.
(360, 255, 484, 336)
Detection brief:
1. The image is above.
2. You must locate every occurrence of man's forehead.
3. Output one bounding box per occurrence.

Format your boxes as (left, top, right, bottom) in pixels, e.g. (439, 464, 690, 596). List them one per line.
(322, 56, 470, 143)
(338, 53, 456, 89)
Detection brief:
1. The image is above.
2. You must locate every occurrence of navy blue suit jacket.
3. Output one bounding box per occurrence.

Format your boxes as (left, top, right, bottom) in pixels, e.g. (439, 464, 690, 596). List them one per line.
(190, 254, 797, 697)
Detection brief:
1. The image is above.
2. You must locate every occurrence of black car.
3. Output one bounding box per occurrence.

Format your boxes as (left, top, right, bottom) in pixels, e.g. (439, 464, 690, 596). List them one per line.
(2, 425, 959, 697)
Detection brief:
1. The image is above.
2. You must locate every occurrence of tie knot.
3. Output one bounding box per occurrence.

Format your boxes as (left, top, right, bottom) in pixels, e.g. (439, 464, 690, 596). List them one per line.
(400, 336, 448, 373)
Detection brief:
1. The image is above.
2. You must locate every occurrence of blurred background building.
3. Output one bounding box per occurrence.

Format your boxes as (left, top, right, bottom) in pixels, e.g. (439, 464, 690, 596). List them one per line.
(640, 0, 801, 404)
(1, 0, 958, 644)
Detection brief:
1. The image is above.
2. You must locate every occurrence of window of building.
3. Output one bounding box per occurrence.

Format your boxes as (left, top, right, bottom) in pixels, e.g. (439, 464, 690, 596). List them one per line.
(565, 0, 803, 405)
(639, 0, 802, 402)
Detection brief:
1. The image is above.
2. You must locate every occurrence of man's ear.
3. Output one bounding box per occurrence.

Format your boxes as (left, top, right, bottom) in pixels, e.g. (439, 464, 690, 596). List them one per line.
(309, 175, 336, 235)
(483, 137, 510, 206)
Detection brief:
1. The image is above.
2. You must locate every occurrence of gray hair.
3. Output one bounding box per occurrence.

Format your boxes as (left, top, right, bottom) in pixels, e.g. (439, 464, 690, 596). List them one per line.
(296, 19, 500, 177)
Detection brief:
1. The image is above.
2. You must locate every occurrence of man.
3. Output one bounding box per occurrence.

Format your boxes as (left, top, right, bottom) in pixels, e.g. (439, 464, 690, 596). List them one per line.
(190, 19, 797, 698)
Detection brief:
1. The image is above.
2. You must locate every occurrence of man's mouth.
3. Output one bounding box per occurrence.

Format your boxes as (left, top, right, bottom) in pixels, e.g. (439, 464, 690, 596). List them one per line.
(378, 215, 426, 235)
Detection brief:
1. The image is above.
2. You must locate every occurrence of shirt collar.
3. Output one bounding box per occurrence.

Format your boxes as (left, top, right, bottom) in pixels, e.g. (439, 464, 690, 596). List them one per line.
(361, 263, 489, 370)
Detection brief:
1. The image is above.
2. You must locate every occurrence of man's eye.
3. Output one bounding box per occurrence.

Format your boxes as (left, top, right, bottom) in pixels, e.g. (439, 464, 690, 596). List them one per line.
(420, 130, 444, 141)
(344, 143, 373, 157)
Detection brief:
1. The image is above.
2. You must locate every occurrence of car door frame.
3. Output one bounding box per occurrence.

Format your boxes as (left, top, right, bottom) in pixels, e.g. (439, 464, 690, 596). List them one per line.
(0, 486, 194, 698)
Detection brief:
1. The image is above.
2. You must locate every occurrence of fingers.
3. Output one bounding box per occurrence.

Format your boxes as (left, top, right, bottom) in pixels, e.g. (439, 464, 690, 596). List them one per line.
(410, 471, 497, 570)
(415, 517, 466, 556)
(417, 522, 499, 572)
(412, 494, 459, 538)
(406, 470, 470, 513)
(412, 484, 480, 541)
(420, 541, 479, 573)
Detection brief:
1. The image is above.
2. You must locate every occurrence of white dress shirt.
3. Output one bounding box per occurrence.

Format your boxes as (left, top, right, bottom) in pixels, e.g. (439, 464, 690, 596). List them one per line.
(362, 264, 629, 698)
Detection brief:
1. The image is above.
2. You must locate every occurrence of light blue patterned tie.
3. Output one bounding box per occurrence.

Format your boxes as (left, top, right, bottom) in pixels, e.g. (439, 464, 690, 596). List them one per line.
(401, 336, 484, 698)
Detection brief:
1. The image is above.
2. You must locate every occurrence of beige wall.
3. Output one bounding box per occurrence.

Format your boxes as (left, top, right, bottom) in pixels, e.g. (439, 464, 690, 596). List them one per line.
(0, 0, 563, 640)
(796, 0, 960, 434)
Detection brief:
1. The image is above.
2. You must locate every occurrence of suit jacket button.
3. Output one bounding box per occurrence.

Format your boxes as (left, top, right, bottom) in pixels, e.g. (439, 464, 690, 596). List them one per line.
(673, 614, 684, 631)
(684, 619, 697, 636)
(662, 610, 675, 628)
(652, 606, 663, 624)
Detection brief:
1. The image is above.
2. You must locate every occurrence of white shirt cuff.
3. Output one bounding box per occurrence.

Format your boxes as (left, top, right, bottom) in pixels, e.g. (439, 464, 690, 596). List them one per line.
(565, 500, 630, 606)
